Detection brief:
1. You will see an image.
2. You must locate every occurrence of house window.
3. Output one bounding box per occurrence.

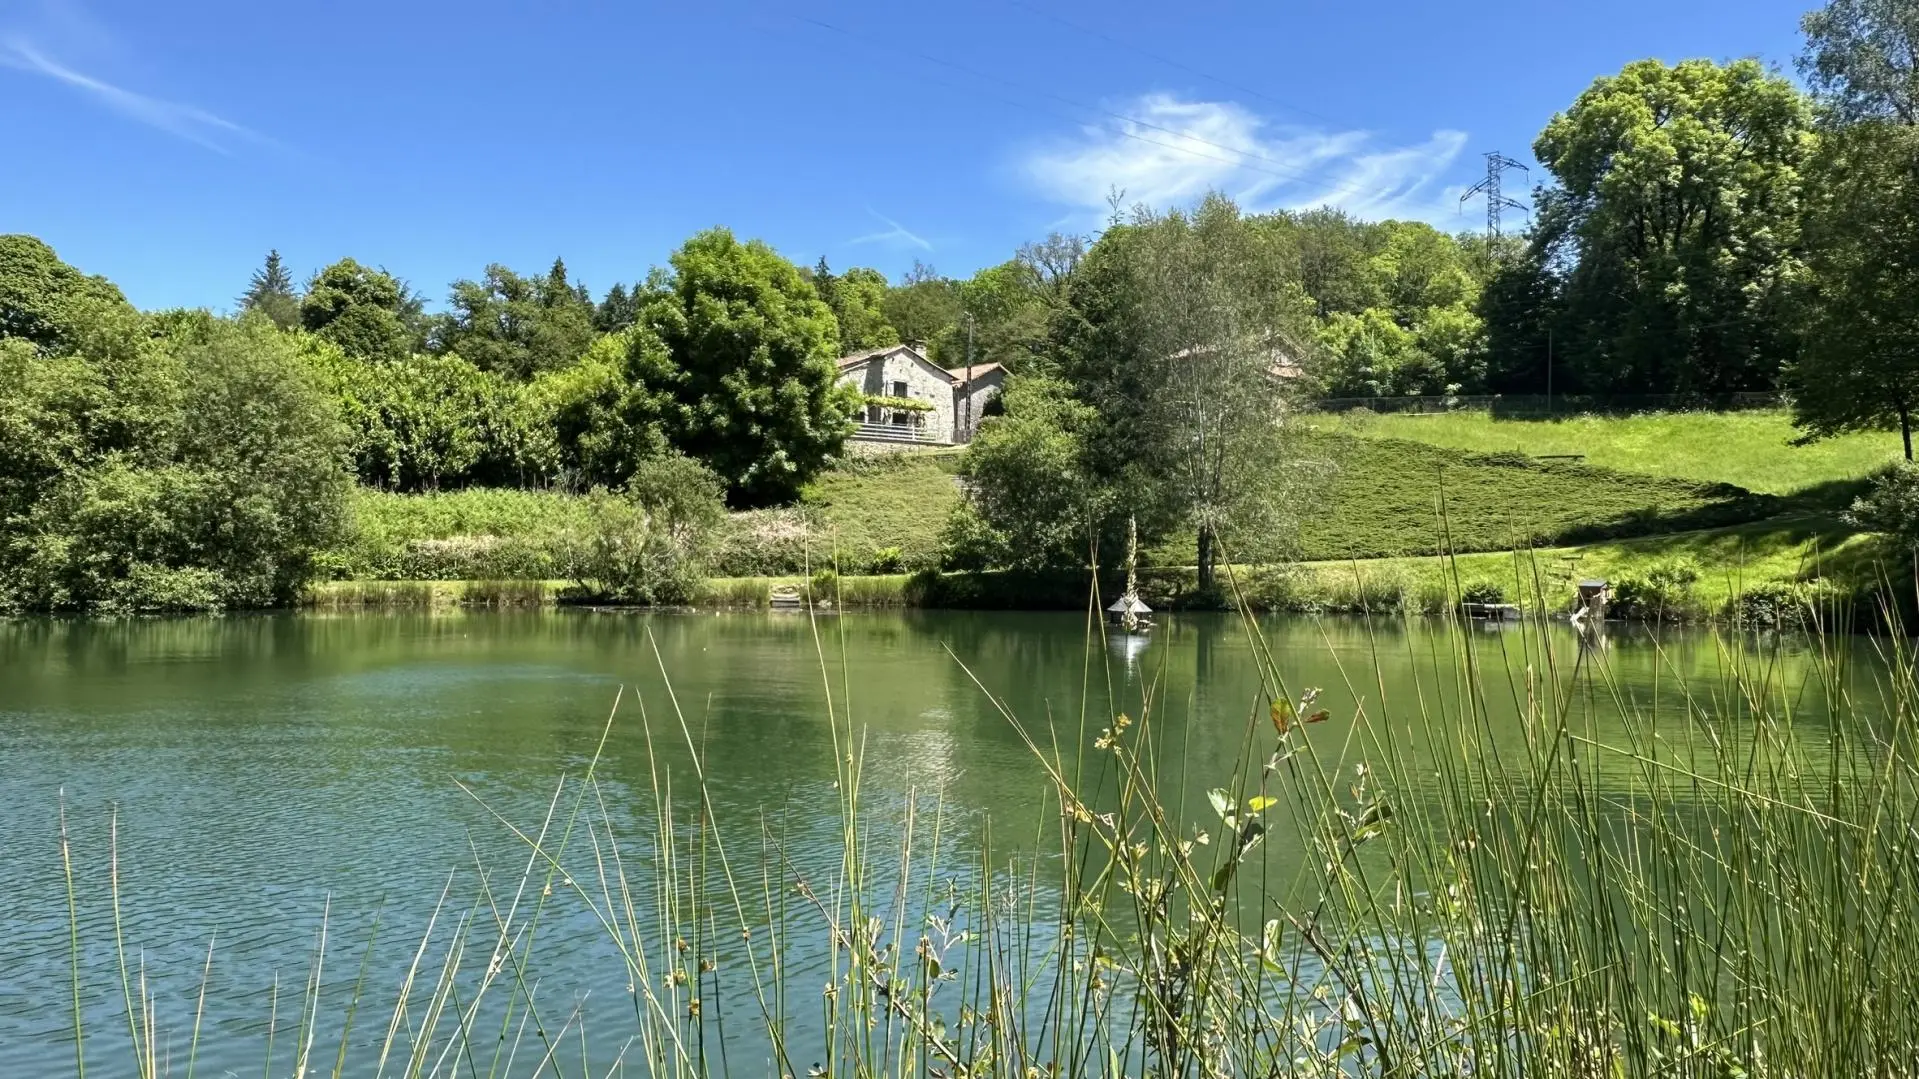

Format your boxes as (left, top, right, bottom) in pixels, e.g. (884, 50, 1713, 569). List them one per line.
(892, 380, 908, 398)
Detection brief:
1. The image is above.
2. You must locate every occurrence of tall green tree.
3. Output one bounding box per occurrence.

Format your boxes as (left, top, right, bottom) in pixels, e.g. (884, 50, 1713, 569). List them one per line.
(960, 375, 1108, 568)
(1058, 195, 1317, 589)
(1801, 0, 1919, 124)
(299, 258, 422, 363)
(433, 260, 598, 379)
(1523, 59, 1814, 395)
(807, 259, 900, 355)
(594, 283, 640, 333)
(526, 329, 674, 487)
(637, 229, 860, 504)
(237, 249, 301, 330)
(1790, 122, 1919, 459)
(0, 235, 132, 352)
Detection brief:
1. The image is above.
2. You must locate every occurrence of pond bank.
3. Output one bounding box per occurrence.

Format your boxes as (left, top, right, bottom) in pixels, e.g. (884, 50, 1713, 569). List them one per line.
(305, 529, 1886, 626)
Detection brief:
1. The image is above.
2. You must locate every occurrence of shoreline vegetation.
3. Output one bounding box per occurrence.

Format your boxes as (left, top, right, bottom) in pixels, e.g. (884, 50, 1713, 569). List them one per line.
(50, 583, 1919, 1075)
(300, 519, 1867, 625)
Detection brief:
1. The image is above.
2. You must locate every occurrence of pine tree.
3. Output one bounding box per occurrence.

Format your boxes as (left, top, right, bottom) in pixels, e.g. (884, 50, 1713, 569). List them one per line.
(238, 249, 300, 330)
(596, 283, 637, 333)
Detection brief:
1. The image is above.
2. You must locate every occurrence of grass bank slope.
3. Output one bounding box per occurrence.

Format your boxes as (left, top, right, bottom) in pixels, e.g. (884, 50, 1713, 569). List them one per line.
(1280, 431, 1784, 561)
(1327, 408, 1894, 497)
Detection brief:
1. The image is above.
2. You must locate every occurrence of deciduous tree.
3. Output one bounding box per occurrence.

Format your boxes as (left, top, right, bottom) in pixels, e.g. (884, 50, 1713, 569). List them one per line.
(1526, 59, 1813, 394)
(1789, 121, 1919, 459)
(637, 229, 860, 504)
(300, 258, 422, 363)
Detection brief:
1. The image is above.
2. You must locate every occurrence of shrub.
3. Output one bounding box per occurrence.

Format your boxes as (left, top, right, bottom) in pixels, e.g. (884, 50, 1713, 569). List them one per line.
(1461, 580, 1505, 605)
(558, 456, 726, 604)
(869, 546, 905, 574)
(1846, 461, 1919, 548)
(1729, 582, 1809, 628)
(1, 312, 351, 613)
(936, 503, 1008, 571)
(1610, 558, 1703, 621)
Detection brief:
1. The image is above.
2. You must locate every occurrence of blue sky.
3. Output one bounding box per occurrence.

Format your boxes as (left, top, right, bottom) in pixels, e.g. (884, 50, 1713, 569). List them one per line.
(2, 0, 1811, 312)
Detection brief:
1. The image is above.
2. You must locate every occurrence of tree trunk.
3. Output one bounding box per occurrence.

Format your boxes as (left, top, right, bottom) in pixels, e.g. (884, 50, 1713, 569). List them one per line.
(1196, 526, 1215, 594)
(1903, 402, 1914, 462)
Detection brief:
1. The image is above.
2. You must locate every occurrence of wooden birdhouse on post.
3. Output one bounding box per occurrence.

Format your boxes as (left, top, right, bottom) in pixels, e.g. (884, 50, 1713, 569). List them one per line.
(1572, 579, 1609, 625)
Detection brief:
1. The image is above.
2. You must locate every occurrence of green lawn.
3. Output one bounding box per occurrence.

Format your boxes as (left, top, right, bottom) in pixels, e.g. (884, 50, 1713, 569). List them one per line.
(1167, 431, 1789, 564)
(1324, 409, 1897, 497)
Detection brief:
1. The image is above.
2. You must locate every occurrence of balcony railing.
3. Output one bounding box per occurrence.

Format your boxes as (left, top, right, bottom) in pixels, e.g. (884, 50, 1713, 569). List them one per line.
(851, 421, 944, 443)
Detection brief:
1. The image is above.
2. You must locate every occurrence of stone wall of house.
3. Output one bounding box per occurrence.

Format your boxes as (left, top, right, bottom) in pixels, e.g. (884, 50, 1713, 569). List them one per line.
(841, 350, 957, 442)
(951, 370, 1005, 443)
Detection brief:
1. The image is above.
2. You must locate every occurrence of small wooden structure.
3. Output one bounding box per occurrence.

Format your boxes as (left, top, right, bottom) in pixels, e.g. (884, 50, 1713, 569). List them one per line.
(1571, 578, 1609, 625)
(769, 586, 804, 611)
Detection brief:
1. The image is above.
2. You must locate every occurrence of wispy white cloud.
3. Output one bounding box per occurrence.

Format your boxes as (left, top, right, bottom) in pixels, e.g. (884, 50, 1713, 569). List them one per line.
(1021, 93, 1471, 227)
(0, 35, 265, 153)
(847, 209, 934, 252)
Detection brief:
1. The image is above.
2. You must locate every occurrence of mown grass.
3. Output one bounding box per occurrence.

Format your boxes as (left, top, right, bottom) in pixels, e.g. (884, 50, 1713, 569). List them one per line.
(1328, 407, 1896, 497)
(1297, 431, 1782, 559)
(52, 574, 1919, 1076)
(1142, 430, 1789, 567)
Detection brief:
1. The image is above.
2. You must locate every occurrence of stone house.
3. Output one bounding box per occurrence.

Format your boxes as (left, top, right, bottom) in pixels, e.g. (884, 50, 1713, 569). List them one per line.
(836, 344, 1005, 449)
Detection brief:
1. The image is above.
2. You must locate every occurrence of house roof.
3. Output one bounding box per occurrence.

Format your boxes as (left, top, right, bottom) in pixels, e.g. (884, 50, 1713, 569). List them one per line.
(1167, 335, 1306, 381)
(837, 343, 930, 370)
(839, 344, 995, 388)
(943, 362, 1005, 384)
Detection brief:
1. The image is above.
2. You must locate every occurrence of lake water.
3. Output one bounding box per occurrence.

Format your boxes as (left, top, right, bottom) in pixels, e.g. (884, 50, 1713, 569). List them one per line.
(0, 610, 1869, 1074)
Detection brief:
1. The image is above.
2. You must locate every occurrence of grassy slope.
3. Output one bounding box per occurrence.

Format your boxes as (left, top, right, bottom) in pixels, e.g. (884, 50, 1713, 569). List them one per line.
(794, 452, 962, 562)
(1327, 408, 1896, 497)
(1289, 431, 1779, 561)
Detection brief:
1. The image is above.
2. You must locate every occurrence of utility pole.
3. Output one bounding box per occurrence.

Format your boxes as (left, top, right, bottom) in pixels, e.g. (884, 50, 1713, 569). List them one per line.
(962, 314, 976, 443)
(1459, 152, 1530, 238)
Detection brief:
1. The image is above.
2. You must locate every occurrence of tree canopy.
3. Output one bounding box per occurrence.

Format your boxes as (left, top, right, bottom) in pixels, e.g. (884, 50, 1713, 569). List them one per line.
(637, 229, 860, 505)
(432, 259, 598, 379)
(1494, 59, 1814, 396)
(1, 278, 349, 611)
(300, 258, 424, 363)
(0, 234, 133, 352)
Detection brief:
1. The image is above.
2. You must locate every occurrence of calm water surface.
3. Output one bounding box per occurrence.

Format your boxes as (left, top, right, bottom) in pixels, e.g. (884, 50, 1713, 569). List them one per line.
(0, 610, 1871, 1074)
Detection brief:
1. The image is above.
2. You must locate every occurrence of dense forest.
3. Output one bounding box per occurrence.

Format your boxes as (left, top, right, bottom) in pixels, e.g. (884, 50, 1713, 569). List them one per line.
(6, 0, 1919, 611)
